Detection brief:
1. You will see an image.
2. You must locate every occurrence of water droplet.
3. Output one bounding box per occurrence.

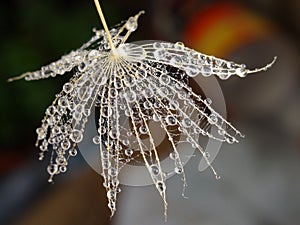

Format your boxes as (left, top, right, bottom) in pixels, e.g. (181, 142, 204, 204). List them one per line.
(159, 74, 170, 84)
(63, 82, 73, 93)
(153, 114, 160, 122)
(186, 65, 199, 77)
(204, 98, 212, 105)
(70, 129, 83, 143)
(102, 160, 111, 169)
(36, 127, 46, 139)
(208, 114, 218, 124)
(143, 88, 153, 98)
(60, 165, 67, 173)
(169, 100, 179, 110)
(218, 129, 226, 136)
(169, 152, 178, 160)
(126, 17, 138, 31)
(93, 136, 101, 144)
(125, 148, 133, 156)
(139, 125, 148, 134)
(154, 49, 166, 59)
(204, 152, 210, 158)
(58, 97, 69, 108)
(46, 106, 56, 116)
(150, 164, 160, 176)
(182, 118, 192, 128)
(61, 139, 71, 150)
(88, 49, 99, 60)
(202, 65, 212, 76)
(47, 164, 58, 175)
(226, 136, 235, 144)
(156, 181, 166, 192)
(108, 167, 118, 176)
(69, 149, 77, 156)
(174, 42, 185, 49)
(124, 91, 137, 103)
(78, 62, 87, 72)
(175, 166, 183, 174)
(166, 115, 176, 125)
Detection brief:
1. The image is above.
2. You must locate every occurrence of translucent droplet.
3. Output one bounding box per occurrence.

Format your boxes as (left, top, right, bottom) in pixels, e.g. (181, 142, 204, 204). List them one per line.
(154, 49, 166, 60)
(88, 49, 99, 60)
(174, 166, 183, 174)
(204, 98, 212, 105)
(202, 65, 212, 76)
(159, 74, 170, 85)
(110, 88, 118, 98)
(208, 114, 218, 124)
(156, 181, 166, 192)
(143, 88, 153, 98)
(78, 86, 92, 101)
(166, 115, 176, 126)
(61, 139, 71, 150)
(63, 82, 73, 93)
(78, 62, 87, 72)
(124, 91, 136, 103)
(169, 152, 178, 160)
(186, 65, 199, 77)
(143, 101, 151, 109)
(93, 136, 101, 144)
(226, 136, 235, 144)
(108, 201, 116, 210)
(182, 118, 192, 128)
(46, 106, 56, 116)
(125, 148, 133, 156)
(47, 164, 58, 175)
(204, 152, 210, 158)
(215, 175, 221, 180)
(126, 17, 138, 31)
(170, 55, 182, 65)
(218, 129, 226, 136)
(60, 165, 67, 173)
(102, 159, 111, 169)
(153, 113, 160, 122)
(36, 127, 46, 139)
(70, 129, 83, 143)
(150, 164, 160, 176)
(58, 97, 69, 108)
(108, 167, 118, 177)
(69, 149, 77, 156)
(122, 139, 130, 146)
(109, 129, 120, 139)
(107, 190, 116, 199)
(169, 100, 179, 110)
(98, 126, 106, 135)
(138, 125, 147, 134)
(137, 68, 147, 78)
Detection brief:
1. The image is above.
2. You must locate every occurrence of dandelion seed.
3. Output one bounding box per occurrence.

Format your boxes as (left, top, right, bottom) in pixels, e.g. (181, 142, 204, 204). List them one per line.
(8, 0, 277, 219)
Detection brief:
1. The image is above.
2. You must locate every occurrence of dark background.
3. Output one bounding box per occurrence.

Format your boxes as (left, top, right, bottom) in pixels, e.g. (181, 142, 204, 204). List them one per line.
(0, 1, 299, 225)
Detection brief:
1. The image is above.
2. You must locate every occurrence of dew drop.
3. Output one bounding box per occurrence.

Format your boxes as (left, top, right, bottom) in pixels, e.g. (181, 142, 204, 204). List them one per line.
(174, 166, 183, 174)
(208, 114, 218, 124)
(150, 164, 160, 176)
(93, 136, 101, 144)
(47, 164, 58, 175)
(70, 129, 83, 143)
(125, 148, 133, 156)
(63, 82, 73, 93)
(182, 118, 192, 128)
(166, 115, 176, 126)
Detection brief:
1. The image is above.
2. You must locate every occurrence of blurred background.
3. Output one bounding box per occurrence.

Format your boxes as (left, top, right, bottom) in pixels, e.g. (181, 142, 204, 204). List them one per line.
(0, 0, 299, 225)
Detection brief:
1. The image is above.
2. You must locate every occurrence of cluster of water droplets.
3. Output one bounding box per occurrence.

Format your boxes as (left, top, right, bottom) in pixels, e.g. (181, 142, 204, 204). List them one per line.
(9, 10, 277, 219)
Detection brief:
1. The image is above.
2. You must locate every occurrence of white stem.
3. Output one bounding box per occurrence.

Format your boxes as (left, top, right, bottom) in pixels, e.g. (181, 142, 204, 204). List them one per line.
(94, 0, 115, 51)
